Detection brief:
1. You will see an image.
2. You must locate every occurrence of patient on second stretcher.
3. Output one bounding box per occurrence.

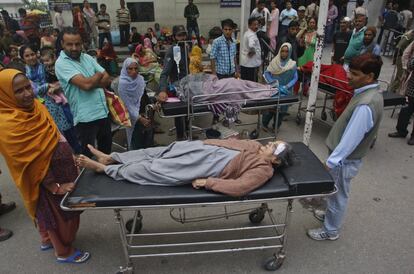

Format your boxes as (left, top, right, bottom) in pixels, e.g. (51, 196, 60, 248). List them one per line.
(77, 139, 295, 197)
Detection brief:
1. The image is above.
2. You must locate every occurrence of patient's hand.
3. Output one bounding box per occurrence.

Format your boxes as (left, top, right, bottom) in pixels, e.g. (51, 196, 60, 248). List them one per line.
(192, 179, 207, 189)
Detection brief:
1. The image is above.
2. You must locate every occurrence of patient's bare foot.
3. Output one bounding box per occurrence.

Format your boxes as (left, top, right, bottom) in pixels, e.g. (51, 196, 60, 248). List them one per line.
(77, 154, 106, 173)
(87, 144, 114, 165)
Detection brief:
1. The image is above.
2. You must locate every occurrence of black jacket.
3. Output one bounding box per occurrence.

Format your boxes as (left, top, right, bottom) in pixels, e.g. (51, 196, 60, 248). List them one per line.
(159, 44, 189, 92)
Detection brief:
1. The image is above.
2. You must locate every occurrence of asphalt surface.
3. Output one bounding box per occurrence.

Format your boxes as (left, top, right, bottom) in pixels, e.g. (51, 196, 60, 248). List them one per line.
(0, 47, 413, 274)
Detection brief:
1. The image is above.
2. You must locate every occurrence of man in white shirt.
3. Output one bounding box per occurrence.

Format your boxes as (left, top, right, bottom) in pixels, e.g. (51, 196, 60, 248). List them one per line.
(54, 6, 65, 31)
(251, 0, 271, 62)
(305, 0, 319, 20)
(251, 0, 271, 33)
(240, 17, 261, 82)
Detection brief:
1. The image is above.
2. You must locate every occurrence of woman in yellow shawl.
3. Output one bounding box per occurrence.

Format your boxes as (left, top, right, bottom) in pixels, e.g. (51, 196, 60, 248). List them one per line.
(189, 45, 203, 74)
(0, 69, 90, 263)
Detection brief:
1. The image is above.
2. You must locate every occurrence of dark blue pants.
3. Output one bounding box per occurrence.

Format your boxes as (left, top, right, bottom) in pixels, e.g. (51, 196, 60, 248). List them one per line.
(98, 32, 112, 49)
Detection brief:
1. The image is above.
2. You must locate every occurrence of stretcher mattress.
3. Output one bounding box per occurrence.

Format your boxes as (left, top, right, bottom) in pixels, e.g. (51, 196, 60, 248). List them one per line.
(382, 91, 406, 107)
(162, 95, 300, 117)
(62, 142, 334, 209)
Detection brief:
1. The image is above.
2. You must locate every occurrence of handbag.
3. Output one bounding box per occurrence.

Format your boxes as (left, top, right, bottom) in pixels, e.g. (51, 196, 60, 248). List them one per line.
(104, 89, 132, 127)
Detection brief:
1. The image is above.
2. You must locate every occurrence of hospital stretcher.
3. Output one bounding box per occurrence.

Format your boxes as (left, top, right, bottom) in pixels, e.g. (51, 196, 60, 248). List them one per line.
(160, 90, 301, 140)
(296, 73, 406, 126)
(61, 142, 336, 273)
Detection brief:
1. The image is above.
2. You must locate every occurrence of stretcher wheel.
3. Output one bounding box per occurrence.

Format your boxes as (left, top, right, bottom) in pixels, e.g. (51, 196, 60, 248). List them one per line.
(264, 256, 284, 271)
(249, 208, 265, 224)
(321, 111, 327, 121)
(125, 218, 143, 234)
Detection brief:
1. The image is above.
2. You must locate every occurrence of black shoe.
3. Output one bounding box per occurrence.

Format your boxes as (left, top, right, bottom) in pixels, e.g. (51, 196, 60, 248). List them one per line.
(0, 228, 12, 241)
(388, 132, 407, 138)
(0, 202, 16, 216)
(408, 137, 414, 145)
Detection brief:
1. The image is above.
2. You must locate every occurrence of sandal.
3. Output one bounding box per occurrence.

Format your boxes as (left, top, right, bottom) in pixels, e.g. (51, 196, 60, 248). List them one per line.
(40, 243, 53, 251)
(57, 250, 91, 264)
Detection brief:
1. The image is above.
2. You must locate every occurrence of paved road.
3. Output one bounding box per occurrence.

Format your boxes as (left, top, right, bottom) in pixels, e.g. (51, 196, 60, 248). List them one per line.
(1, 48, 413, 274)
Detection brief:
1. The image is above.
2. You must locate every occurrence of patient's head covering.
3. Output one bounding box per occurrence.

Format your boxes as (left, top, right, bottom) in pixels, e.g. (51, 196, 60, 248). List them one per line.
(0, 69, 59, 219)
(267, 42, 296, 75)
(272, 141, 296, 167)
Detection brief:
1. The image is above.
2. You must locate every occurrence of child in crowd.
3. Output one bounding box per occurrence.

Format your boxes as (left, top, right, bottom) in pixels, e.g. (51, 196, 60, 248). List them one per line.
(40, 46, 68, 105)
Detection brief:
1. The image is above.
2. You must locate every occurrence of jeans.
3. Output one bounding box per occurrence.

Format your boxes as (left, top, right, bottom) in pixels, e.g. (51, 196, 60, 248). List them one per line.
(75, 116, 112, 157)
(187, 24, 200, 45)
(325, 24, 335, 44)
(98, 32, 112, 49)
(119, 24, 130, 45)
(396, 96, 414, 137)
(323, 159, 362, 235)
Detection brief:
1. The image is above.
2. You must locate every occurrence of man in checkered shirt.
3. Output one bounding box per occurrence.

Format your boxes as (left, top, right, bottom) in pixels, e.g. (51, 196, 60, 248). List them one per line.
(210, 19, 240, 79)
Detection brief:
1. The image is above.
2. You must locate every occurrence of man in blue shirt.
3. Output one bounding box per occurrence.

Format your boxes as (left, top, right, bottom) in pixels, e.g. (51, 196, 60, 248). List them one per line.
(56, 27, 112, 157)
(307, 53, 384, 241)
(210, 19, 239, 79)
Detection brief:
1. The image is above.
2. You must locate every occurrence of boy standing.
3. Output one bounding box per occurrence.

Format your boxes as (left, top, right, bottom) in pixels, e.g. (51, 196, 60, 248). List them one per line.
(210, 19, 239, 79)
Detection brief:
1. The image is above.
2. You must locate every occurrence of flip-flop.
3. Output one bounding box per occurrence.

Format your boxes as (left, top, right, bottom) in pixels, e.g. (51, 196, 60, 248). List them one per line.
(40, 243, 54, 251)
(57, 250, 91, 264)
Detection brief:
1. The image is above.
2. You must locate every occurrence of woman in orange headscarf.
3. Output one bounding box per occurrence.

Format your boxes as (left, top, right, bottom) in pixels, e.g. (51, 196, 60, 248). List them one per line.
(0, 69, 90, 263)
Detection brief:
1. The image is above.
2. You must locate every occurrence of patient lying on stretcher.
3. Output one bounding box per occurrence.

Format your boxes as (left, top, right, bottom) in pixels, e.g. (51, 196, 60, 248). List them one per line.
(76, 139, 294, 197)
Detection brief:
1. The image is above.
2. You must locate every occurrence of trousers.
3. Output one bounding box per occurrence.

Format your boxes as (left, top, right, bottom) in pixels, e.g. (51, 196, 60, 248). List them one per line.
(396, 96, 414, 137)
(323, 159, 362, 235)
(75, 116, 112, 157)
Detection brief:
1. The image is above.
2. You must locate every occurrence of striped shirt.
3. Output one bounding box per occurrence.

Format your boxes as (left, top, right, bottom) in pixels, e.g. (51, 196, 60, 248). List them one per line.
(96, 12, 111, 33)
(116, 8, 130, 25)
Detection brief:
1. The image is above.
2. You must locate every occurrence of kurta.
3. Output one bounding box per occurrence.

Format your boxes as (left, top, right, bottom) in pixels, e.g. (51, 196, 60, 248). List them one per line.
(105, 140, 240, 186)
(104, 139, 275, 197)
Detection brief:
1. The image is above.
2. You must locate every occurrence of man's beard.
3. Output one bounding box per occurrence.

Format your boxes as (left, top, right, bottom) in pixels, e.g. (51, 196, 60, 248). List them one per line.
(66, 50, 81, 60)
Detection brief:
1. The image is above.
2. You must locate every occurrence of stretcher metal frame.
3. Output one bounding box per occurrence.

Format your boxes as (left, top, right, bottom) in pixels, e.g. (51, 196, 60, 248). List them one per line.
(160, 88, 301, 140)
(61, 179, 336, 274)
(60, 142, 336, 274)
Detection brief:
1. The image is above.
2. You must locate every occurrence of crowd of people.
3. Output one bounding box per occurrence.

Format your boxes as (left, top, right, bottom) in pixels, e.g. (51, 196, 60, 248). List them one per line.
(0, 0, 413, 267)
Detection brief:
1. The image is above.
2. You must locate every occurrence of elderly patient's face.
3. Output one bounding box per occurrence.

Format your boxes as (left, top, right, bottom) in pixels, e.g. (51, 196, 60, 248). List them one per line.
(13, 74, 35, 109)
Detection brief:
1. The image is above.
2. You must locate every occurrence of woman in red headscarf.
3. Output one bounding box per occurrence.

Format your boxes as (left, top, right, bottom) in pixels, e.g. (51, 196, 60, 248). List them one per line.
(97, 40, 118, 75)
(0, 69, 90, 263)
